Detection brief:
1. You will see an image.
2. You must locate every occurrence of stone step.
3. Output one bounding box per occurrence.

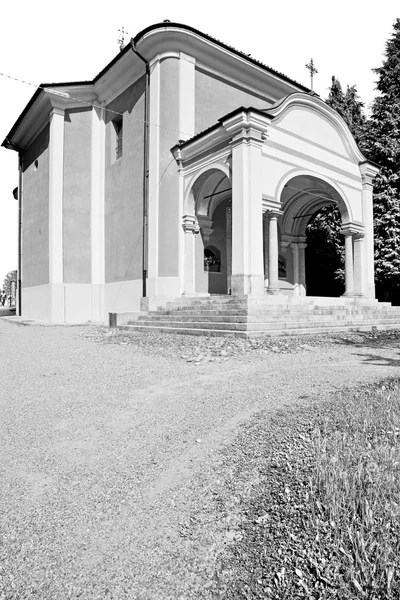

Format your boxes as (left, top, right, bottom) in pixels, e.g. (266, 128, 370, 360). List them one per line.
(129, 317, 400, 332)
(134, 312, 390, 324)
(121, 321, 400, 338)
(150, 307, 400, 319)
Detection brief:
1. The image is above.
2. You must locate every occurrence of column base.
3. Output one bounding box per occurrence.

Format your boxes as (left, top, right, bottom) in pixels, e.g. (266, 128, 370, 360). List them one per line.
(231, 274, 264, 296)
(267, 287, 281, 295)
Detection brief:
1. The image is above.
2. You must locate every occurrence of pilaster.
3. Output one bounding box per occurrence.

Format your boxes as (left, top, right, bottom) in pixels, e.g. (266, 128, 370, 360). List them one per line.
(360, 162, 379, 300)
(297, 242, 307, 296)
(147, 57, 161, 296)
(353, 233, 366, 297)
(179, 53, 195, 140)
(90, 104, 105, 321)
(48, 106, 65, 322)
(227, 111, 268, 296)
(226, 207, 232, 295)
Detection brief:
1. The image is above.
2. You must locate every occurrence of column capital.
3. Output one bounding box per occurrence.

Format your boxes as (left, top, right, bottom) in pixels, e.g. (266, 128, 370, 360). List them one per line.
(266, 209, 283, 219)
(359, 161, 379, 187)
(50, 106, 65, 118)
(182, 214, 199, 234)
(297, 242, 308, 250)
(262, 195, 282, 214)
(341, 223, 364, 237)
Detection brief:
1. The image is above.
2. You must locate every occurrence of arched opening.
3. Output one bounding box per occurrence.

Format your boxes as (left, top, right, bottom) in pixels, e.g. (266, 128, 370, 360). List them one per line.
(305, 206, 345, 296)
(279, 174, 349, 297)
(187, 168, 232, 295)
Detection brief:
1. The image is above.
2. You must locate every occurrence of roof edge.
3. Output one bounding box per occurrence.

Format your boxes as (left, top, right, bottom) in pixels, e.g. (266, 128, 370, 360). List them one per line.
(133, 22, 310, 93)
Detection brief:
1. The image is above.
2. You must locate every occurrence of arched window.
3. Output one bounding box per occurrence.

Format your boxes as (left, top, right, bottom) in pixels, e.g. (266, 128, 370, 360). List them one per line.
(204, 246, 221, 272)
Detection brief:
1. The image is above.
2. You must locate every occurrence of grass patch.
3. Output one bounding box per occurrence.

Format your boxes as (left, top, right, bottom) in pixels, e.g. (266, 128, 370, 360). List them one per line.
(209, 379, 400, 599)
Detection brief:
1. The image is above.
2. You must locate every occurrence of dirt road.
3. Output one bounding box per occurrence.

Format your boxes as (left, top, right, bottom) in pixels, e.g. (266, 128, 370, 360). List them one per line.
(1, 319, 399, 599)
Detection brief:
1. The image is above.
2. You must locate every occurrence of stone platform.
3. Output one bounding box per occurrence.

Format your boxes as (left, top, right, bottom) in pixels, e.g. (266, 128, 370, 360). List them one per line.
(110, 295, 400, 337)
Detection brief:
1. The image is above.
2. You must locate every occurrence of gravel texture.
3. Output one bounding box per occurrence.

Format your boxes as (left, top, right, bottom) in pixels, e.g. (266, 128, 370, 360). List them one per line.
(1, 318, 400, 599)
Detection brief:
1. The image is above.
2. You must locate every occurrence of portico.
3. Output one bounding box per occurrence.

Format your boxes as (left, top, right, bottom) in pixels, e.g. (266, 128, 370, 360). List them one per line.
(172, 93, 379, 302)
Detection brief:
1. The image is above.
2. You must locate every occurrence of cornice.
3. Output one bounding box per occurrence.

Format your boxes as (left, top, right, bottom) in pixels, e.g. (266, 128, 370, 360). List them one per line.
(135, 25, 309, 102)
(172, 125, 230, 165)
(3, 85, 98, 150)
(134, 22, 310, 98)
(222, 109, 270, 142)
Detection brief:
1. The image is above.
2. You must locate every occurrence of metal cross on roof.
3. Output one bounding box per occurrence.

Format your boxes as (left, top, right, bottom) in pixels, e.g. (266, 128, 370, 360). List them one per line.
(305, 58, 318, 92)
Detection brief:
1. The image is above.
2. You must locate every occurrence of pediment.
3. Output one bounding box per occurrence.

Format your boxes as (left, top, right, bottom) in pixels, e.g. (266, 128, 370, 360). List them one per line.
(267, 93, 366, 164)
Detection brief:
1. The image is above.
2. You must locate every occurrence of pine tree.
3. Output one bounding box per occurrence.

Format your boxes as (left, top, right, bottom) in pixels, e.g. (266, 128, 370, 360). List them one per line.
(326, 76, 367, 148)
(364, 18, 400, 301)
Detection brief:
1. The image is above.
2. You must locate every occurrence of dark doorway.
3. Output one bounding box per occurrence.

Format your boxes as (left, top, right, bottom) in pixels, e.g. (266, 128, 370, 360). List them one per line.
(305, 206, 345, 297)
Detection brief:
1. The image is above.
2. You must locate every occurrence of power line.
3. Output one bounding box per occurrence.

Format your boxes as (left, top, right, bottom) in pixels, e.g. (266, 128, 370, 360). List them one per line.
(0, 71, 193, 138)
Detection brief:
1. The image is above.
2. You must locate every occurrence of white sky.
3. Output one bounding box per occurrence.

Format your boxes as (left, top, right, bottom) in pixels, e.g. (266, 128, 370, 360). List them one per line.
(0, 0, 398, 287)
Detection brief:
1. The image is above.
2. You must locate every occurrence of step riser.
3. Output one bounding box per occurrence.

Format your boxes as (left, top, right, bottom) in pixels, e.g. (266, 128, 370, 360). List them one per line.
(122, 323, 400, 338)
(129, 319, 400, 332)
(134, 312, 400, 323)
(118, 296, 400, 337)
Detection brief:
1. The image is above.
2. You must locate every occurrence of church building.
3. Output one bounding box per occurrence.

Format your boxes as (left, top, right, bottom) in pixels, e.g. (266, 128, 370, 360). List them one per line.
(2, 22, 379, 324)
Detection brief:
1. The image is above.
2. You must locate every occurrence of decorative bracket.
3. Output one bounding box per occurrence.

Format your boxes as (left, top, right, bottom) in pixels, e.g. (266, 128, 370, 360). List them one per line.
(182, 214, 199, 234)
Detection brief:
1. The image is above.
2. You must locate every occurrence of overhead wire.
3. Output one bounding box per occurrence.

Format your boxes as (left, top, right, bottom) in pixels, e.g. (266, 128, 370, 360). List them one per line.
(1, 69, 342, 310)
(0, 71, 193, 138)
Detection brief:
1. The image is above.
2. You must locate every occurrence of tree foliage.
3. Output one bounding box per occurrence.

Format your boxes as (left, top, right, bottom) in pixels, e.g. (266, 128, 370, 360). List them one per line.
(304, 77, 367, 296)
(363, 18, 400, 299)
(306, 206, 345, 296)
(3, 270, 17, 296)
(326, 76, 367, 148)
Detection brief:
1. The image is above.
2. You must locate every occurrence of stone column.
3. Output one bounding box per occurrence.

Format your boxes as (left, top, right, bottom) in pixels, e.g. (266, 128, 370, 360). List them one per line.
(48, 106, 65, 322)
(226, 207, 232, 294)
(291, 242, 300, 296)
(263, 212, 269, 290)
(182, 215, 198, 295)
(268, 212, 280, 294)
(298, 242, 307, 296)
(353, 233, 366, 297)
(343, 232, 354, 297)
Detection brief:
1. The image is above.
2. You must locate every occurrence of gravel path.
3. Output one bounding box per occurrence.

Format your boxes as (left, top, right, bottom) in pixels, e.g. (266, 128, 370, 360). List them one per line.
(0, 319, 399, 599)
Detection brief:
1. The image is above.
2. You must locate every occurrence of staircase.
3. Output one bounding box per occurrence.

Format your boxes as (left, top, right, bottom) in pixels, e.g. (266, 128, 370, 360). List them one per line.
(114, 296, 400, 337)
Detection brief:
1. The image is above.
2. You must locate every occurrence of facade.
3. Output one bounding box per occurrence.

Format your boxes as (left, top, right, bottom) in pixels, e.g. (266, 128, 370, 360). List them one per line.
(2, 22, 379, 323)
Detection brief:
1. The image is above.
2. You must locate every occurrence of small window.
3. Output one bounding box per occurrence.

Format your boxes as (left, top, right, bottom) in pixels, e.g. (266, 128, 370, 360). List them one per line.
(113, 118, 123, 160)
(204, 246, 221, 273)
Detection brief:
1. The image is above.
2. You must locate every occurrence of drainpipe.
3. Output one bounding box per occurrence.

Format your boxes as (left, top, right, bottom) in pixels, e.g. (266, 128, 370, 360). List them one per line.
(131, 41, 150, 298)
(17, 153, 22, 315)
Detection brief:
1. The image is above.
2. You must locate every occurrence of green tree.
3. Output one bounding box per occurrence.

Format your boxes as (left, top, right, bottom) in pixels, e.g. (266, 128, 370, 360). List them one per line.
(363, 18, 400, 302)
